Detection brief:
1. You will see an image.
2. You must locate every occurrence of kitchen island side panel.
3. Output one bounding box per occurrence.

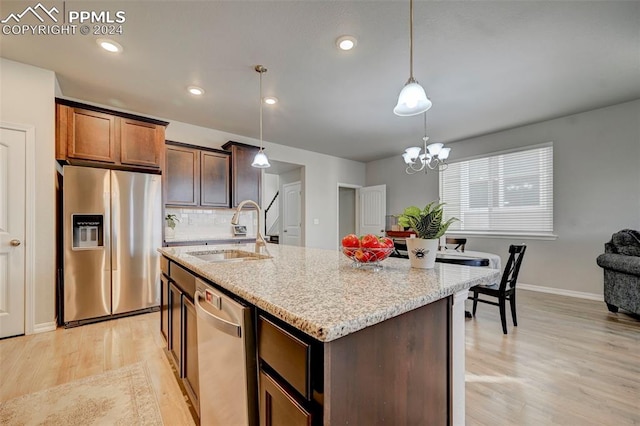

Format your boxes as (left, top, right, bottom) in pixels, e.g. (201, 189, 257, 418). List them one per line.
(323, 296, 450, 425)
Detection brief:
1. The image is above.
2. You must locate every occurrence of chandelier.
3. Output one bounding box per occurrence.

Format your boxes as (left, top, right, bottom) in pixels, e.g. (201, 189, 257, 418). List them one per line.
(402, 113, 451, 174)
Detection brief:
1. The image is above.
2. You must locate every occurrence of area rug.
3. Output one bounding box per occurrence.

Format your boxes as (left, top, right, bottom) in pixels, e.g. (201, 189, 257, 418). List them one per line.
(0, 363, 163, 426)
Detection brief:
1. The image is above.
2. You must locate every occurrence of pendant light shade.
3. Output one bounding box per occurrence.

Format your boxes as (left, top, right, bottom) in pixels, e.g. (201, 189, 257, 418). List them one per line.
(251, 150, 270, 168)
(252, 65, 271, 169)
(394, 80, 432, 116)
(394, 0, 432, 116)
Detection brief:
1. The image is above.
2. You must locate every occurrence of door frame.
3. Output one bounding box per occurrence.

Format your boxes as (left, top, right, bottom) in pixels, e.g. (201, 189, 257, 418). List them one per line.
(336, 183, 361, 248)
(1, 122, 36, 335)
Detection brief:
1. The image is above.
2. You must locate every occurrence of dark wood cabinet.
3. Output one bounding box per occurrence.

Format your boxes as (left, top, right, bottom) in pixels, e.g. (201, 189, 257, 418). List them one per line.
(160, 275, 169, 343)
(200, 151, 230, 207)
(222, 141, 262, 207)
(166, 144, 199, 206)
(56, 99, 167, 171)
(161, 256, 200, 420)
(165, 142, 230, 208)
(168, 282, 182, 369)
(120, 118, 165, 168)
(260, 370, 313, 426)
(257, 314, 321, 425)
(66, 108, 117, 163)
(183, 297, 200, 414)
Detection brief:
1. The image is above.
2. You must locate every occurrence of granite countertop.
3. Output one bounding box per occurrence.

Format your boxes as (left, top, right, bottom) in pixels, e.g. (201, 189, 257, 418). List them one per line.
(164, 236, 256, 243)
(158, 243, 501, 342)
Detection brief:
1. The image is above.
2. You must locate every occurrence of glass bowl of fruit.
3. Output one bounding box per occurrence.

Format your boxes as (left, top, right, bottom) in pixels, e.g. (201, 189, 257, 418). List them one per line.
(341, 234, 395, 271)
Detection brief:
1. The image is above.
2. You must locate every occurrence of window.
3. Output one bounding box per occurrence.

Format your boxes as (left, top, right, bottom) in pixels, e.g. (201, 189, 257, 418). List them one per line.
(440, 143, 553, 236)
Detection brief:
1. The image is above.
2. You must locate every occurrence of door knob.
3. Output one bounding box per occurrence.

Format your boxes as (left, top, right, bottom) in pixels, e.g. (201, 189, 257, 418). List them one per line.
(10, 239, 21, 247)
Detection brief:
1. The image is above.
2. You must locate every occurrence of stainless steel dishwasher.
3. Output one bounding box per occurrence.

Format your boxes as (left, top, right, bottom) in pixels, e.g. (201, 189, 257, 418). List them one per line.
(195, 278, 258, 426)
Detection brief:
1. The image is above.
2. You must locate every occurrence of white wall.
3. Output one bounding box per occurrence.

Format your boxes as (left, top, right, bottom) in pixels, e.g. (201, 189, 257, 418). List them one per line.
(166, 122, 366, 249)
(367, 100, 640, 296)
(0, 58, 56, 328)
(262, 173, 279, 235)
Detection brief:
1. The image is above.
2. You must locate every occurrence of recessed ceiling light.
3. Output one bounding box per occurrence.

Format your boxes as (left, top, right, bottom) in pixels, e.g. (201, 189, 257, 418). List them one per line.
(263, 97, 278, 105)
(187, 86, 205, 96)
(97, 38, 123, 53)
(336, 35, 357, 51)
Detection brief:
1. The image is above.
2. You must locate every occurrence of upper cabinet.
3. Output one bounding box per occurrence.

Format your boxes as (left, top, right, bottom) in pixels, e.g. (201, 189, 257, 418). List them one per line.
(165, 142, 230, 208)
(222, 141, 262, 207)
(56, 98, 168, 172)
(165, 144, 200, 206)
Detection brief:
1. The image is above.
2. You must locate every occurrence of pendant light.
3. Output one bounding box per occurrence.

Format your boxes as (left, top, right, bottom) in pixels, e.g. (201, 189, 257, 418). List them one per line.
(252, 65, 271, 168)
(393, 0, 432, 116)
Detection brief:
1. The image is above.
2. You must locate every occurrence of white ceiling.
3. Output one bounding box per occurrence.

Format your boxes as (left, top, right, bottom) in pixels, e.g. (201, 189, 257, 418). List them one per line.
(1, 1, 639, 162)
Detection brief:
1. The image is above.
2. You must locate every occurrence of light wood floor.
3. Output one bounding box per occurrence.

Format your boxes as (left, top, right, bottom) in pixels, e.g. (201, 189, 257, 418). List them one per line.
(465, 290, 639, 425)
(1, 290, 638, 425)
(0, 313, 195, 425)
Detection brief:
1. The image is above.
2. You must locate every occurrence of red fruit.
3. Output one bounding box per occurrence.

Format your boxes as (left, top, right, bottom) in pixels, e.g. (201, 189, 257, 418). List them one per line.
(342, 233, 360, 249)
(380, 237, 394, 248)
(361, 234, 381, 248)
(355, 249, 373, 263)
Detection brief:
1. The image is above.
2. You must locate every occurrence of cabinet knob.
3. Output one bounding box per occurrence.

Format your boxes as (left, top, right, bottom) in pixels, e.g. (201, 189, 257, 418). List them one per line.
(10, 239, 21, 247)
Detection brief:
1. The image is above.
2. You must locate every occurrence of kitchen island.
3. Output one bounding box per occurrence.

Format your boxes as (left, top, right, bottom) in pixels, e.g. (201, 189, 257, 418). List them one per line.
(159, 243, 500, 425)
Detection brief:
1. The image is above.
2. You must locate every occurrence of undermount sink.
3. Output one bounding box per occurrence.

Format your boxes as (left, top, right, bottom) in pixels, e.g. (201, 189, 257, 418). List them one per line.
(186, 249, 272, 262)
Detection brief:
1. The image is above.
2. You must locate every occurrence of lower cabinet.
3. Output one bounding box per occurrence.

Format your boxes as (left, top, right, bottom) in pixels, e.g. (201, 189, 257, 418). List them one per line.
(257, 314, 322, 426)
(182, 297, 199, 414)
(259, 370, 313, 426)
(160, 276, 169, 342)
(162, 260, 200, 420)
(168, 282, 182, 369)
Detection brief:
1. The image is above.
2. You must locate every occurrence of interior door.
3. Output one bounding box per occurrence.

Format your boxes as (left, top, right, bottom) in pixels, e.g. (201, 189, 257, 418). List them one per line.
(357, 184, 386, 236)
(282, 181, 301, 246)
(0, 125, 26, 338)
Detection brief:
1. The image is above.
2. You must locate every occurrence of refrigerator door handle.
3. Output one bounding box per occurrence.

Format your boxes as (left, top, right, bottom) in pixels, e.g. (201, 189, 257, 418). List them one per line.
(111, 189, 118, 272)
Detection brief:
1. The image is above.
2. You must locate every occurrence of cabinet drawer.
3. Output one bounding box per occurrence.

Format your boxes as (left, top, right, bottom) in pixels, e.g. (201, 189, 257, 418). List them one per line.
(170, 262, 196, 299)
(260, 370, 313, 426)
(160, 256, 169, 275)
(258, 316, 311, 400)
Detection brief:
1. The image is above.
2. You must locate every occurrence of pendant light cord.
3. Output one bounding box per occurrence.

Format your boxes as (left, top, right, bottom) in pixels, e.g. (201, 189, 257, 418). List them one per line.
(409, 0, 414, 80)
(259, 69, 264, 151)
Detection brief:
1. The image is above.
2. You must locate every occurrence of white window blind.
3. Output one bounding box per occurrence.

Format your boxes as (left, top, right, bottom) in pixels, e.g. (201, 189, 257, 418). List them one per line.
(440, 143, 553, 236)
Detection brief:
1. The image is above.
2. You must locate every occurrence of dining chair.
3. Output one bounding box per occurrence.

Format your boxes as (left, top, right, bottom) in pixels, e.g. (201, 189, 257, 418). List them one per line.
(445, 237, 467, 252)
(468, 244, 527, 334)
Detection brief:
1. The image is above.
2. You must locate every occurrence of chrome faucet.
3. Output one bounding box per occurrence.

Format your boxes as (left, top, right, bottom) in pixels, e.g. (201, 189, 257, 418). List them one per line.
(231, 199, 268, 249)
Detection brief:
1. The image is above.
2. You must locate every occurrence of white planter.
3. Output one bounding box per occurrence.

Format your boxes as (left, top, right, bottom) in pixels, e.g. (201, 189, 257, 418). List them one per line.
(406, 238, 439, 269)
(165, 227, 175, 239)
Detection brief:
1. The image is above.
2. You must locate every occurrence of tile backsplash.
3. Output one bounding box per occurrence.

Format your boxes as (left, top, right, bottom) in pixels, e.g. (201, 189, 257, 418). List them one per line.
(165, 207, 257, 241)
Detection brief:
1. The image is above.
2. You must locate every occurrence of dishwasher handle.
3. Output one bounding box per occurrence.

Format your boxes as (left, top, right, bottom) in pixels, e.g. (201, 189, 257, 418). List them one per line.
(195, 291, 242, 337)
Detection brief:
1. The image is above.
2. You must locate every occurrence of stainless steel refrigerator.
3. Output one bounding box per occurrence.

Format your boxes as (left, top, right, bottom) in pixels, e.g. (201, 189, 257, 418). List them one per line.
(62, 165, 162, 326)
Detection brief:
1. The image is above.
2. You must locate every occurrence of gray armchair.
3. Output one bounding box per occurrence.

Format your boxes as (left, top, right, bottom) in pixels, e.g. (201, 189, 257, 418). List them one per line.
(596, 229, 640, 315)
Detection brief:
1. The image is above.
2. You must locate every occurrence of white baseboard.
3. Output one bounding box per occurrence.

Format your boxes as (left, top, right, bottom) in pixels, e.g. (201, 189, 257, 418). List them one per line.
(32, 321, 57, 334)
(518, 283, 603, 302)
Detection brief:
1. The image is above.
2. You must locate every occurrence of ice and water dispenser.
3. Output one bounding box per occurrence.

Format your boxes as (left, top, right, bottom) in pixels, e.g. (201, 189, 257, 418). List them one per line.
(71, 214, 104, 249)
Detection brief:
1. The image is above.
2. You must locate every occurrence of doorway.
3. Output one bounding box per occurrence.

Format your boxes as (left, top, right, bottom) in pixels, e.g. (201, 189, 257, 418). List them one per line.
(339, 187, 356, 239)
(337, 183, 387, 246)
(263, 160, 305, 246)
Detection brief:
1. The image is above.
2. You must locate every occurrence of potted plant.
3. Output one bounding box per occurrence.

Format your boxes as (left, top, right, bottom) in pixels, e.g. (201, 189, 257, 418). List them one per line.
(165, 214, 179, 239)
(397, 202, 458, 269)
